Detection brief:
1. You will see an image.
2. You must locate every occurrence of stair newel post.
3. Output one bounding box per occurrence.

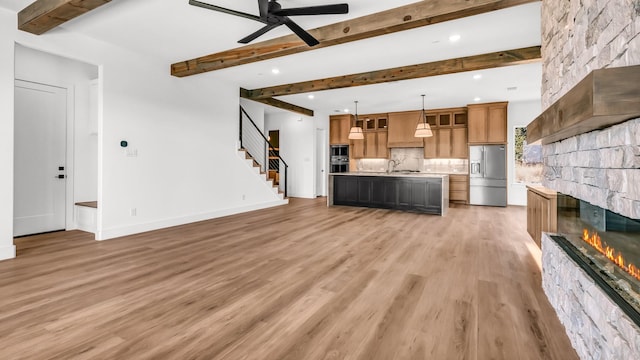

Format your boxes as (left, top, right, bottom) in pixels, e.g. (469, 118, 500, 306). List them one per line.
(239, 106, 243, 149)
(284, 165, 288, 198)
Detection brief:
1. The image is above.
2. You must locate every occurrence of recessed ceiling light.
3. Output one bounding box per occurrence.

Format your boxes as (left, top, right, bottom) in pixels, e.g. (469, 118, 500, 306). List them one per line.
(507, 86, 518, 91)
(344, 108, 350, 113)
(308, 94, 315, 99)
(474, 97, 481, 102)
(271, 68, 280, 74)
(449, 34, 461, 43)
(473, 74, 482, 80)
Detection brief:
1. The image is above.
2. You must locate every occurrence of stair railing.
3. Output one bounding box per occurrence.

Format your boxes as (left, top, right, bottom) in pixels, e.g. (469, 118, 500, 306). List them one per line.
(239, 106, 288, 198)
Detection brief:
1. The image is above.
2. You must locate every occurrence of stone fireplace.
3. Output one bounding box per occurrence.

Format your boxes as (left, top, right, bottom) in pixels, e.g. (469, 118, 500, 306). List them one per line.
(532, 1, 640, 359)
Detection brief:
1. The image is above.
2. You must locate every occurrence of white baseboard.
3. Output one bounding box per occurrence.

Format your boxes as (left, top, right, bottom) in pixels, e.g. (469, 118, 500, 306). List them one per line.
(0, 245, 16, 261)
(96, 199, 288, 241)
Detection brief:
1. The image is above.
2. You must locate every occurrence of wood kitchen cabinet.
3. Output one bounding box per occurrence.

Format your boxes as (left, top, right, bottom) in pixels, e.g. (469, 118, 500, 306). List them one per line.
(330, 114, 351, 145)
(424, 131, 437, 158)
(449, 175, 469, 204)
(363, 114, 387, 131)
(423, 107, 468, 159)
(375, 131, 389, 158)
(387, 111, 423, 147)
(527, 185, 557, 248)
(451, 127, 468, 158)
(359, 114, 389, 159)
(351, 137, 365, 158)
(364, 132, 377, 158)
(437, 128, 452, 158)
(468, 102, 508, 144)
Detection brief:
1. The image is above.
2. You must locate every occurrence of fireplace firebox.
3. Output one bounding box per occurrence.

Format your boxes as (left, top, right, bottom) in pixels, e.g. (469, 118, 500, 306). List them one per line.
(555, 193, 640, 325)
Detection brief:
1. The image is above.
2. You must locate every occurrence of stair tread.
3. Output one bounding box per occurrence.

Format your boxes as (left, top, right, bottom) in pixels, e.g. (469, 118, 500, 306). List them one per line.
(239, 148, 286, 199)
(76, 201, 98, 209)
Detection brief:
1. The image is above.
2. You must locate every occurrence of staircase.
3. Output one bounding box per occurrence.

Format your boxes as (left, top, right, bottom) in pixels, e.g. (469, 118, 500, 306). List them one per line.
(237, 148, 286, 201)
(239, 106, 289, 200)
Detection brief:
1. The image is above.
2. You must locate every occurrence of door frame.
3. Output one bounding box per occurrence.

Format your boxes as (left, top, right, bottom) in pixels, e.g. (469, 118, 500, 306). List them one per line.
(15, 78, 76, 232)
(315, 128, 327, 197)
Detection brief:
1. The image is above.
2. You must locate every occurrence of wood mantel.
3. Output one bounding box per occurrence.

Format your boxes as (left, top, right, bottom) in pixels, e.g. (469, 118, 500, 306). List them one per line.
(527, 65, 640, 144)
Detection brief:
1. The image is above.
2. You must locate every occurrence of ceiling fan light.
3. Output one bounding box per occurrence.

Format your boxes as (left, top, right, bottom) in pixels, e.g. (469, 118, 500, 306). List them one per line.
(414, 123, 433, 137)
(348, 126, 364, 140)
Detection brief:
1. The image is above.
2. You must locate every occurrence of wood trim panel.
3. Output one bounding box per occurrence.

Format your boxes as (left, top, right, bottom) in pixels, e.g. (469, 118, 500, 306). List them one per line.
(527, 65, 640, 144)
(243, 47, 541, 99)
(171, 0, 540, 77)
(526, 185, 557, 248)
(18, 0, 111, 35)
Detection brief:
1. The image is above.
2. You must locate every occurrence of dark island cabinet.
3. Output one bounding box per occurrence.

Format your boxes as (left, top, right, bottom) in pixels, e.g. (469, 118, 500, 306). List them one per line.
(333, 175, 443, 215)
(370, 177, 397, 207)
(334, 175, 359, 205)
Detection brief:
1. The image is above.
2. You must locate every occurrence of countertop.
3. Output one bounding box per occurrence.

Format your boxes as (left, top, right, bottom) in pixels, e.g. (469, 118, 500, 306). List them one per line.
(526, 185, 557, 199)
(330, 172, 449, 179)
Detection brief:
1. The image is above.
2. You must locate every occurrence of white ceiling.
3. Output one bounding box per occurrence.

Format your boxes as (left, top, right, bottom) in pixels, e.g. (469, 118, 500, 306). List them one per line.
(1, 0, 542, 115)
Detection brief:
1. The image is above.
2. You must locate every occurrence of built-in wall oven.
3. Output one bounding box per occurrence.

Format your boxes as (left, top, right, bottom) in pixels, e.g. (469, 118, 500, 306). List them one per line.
(330, 145, 349, 173)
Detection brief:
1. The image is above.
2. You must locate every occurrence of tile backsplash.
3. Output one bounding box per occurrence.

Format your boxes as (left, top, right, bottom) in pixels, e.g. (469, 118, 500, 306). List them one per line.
(356, 148, 468, 174)
(390, 148, 424, 171)
(423, 158, 468, 174)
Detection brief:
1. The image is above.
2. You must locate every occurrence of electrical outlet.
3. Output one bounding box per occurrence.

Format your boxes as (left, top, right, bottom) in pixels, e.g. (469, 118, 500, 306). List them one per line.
(130, 208, 137, 216)
(242, 194, 246, 200)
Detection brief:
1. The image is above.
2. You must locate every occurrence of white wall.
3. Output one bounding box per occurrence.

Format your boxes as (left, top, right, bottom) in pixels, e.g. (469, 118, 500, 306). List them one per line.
(0, 8, 16, 260)
(0, 9, 286, 250)
(507, 100, 542, 206)
(240, 98, 265, 132)
(95, 52, 286, 240)
(265, 111, 329, 199)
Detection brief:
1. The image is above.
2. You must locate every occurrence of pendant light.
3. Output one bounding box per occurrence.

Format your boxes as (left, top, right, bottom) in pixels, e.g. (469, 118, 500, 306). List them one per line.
(348, 100, 364, 140)
(414, 94, 433, 137)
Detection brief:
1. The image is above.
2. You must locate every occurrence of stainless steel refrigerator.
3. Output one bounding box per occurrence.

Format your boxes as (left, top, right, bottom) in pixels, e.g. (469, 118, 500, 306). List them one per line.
(469, 145, 507, 206)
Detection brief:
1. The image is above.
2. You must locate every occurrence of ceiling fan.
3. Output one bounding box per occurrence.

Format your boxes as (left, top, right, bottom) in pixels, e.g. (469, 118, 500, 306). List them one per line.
(189, 0, 349, 46)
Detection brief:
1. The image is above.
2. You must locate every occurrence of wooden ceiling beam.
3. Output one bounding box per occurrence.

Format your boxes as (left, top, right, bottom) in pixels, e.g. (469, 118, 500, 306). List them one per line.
(18, 0, 111, 35)
(240, 89, 314, 117)
(171, 0, 539, 77)
(243, 46, 542, 100)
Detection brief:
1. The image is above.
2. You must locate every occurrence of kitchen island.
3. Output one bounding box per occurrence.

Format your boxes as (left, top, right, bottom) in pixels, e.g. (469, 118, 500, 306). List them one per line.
(328, 172, 449, 215)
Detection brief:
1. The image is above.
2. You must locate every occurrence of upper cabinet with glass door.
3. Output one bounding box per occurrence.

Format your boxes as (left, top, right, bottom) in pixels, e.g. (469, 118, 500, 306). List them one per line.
(424, 107, 467, 128)
(362, 114, 388, 132)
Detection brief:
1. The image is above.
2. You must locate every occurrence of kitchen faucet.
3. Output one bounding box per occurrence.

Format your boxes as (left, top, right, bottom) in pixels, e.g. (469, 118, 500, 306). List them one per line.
(387, 159, 400, 173)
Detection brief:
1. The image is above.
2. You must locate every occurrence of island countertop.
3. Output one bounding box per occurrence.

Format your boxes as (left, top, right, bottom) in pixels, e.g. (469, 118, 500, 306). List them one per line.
(330, 172, 450, 179)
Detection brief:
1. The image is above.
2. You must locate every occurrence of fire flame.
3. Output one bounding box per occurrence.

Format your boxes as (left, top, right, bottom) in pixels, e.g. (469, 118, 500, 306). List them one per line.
(582, 229, 640, 281)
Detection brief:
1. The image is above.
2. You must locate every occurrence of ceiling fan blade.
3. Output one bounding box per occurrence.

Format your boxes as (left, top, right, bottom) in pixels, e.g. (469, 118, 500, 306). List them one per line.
(189, 0, 263, 22)
(273, 4, 349, 16)
(283, 18, 319, 46)
(238, 23, 281, 44)
(258, 0, 269, 19)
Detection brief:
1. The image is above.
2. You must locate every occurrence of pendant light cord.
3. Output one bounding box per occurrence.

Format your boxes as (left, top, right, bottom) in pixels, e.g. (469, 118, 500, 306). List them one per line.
(355, 100, 358, 121)
(421, 94, 426, 124)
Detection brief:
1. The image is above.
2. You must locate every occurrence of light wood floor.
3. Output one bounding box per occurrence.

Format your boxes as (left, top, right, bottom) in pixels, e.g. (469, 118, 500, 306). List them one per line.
(0, 198, 578, 360)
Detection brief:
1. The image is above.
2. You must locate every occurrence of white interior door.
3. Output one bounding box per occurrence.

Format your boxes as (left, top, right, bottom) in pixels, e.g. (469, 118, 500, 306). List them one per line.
(14, 80, 67, 237)
(316, 129, 327, 197)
